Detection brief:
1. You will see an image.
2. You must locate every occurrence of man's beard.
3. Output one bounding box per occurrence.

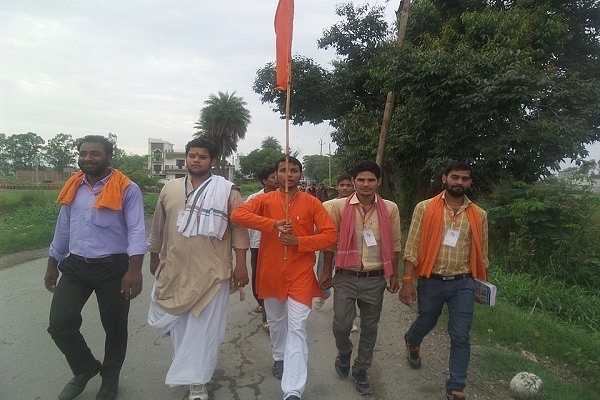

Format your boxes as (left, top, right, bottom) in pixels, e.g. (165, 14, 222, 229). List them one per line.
(79, 160, 110, 178)
(445, 183, 468, 198)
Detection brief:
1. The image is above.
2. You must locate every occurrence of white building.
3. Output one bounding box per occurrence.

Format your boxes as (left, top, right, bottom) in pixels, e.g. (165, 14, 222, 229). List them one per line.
(148, 138, 187, 181)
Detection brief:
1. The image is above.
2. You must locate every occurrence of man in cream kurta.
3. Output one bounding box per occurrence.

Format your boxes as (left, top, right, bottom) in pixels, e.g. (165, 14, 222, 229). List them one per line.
(147, 138, 249, 400)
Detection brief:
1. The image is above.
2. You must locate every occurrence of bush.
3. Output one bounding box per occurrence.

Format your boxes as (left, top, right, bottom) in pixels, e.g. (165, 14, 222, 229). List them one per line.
(484, 179, 600, 288)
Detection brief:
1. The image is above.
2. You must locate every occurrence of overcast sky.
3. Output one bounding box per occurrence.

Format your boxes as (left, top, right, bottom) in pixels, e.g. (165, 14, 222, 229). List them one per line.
(0, 0, 399, 159)
(1, 1, 598, 166)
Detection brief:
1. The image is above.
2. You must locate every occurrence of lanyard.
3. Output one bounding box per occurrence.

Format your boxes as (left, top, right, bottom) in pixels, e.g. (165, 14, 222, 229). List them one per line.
(360, 204, 375, 228)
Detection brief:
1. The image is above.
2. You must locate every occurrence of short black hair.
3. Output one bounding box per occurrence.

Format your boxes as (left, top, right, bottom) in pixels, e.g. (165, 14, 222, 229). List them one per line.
(257, 165, 277, 184)
(351, 160, 381, 179)
(275, 156, 302, 173)
(77, 135, 113, 156)
(444, 161, 472, 177)
(185, 137, 219, 159)
(337, 174, 352, 184)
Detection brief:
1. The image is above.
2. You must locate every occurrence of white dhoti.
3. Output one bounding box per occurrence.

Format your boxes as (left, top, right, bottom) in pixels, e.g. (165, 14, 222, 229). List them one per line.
(148, 281, 230, 386)
(264, 297, 311, 400)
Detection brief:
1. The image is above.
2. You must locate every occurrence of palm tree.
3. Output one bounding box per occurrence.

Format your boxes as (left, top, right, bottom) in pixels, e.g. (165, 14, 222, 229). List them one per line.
(194, 91, 251, 164)
(261, 136, 283, 152)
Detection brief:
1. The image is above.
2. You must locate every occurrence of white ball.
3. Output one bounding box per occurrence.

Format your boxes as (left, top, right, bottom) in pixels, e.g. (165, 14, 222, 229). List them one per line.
(509, 372, 543, 399)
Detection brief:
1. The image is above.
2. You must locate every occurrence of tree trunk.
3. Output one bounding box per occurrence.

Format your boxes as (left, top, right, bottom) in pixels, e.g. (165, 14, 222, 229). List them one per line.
(376, 0, 412, 168)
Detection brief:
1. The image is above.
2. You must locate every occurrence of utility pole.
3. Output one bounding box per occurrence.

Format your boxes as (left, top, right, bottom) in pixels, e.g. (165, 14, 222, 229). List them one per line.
(318, 139, 325, 156)
(328, 143, 332, 185)
(376, 0, 412, 168)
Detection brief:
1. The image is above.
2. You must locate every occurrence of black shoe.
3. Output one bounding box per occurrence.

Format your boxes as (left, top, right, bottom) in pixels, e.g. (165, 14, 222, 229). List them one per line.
(285, 396, 301, 400)
(58, 363, 101, 400)
(352, 369, 374, 395)
(96, 377, 119, 400)
(334, 350, 351, 378)
(405, 341, 422, 369)
(272, 360, 284, 379)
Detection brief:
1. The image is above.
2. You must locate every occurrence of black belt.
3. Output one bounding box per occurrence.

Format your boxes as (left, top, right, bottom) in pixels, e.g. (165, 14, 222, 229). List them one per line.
(336, 269, 384, 278)
(71, 254, 129, 264)
(427, 273, 472, 281)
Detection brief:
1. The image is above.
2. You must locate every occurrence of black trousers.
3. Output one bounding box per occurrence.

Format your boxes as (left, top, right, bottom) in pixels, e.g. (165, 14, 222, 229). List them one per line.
(47, 254, 130, 378)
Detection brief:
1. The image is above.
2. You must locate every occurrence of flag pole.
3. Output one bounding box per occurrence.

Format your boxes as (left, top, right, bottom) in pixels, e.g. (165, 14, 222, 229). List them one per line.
(283, 60, 292, 262)
(275, 0, 294, 262)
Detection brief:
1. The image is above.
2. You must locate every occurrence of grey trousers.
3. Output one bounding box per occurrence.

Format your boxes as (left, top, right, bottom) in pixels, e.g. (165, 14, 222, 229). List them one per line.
(331, 272, 387, 372)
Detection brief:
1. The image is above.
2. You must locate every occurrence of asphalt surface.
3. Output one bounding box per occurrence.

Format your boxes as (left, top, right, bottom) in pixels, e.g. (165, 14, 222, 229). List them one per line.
(0, 254, 493, 400)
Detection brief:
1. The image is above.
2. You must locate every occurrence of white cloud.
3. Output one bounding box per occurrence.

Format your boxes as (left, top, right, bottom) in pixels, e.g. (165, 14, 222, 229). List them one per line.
(0, 1, 399, 159)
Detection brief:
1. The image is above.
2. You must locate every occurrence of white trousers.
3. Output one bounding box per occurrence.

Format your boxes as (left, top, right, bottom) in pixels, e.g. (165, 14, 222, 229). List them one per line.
(264, 297, 311, 400)
(148, 281, 230, 386)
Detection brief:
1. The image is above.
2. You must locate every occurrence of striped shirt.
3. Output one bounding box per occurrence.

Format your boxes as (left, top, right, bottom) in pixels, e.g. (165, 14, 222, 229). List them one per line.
(403, 193, 488, 276)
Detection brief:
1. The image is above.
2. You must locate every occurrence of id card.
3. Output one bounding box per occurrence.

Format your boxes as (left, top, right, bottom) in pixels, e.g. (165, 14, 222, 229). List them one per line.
(363, 229, 377, 247)
(442, 228, 460, 247)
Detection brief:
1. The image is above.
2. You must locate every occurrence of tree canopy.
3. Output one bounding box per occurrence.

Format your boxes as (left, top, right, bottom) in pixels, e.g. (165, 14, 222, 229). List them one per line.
(45, 133, 77, 172)
(238, 136, 284, 179)
(194, 91, 251, 163)
(253, 1, 600, 206)
(0, 132, 45, 174)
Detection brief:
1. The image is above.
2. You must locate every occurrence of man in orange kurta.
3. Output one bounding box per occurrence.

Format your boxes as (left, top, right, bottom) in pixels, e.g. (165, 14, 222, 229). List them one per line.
(231, 156, 337, 400)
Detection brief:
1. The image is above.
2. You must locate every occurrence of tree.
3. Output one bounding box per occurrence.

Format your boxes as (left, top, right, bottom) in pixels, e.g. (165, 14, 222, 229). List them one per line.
(238, 137, 284, 179)
(194, 91, 251, 164)
(366, 0, 600, 203)
(254, 56, 335, 125)
(0, 133, 9, 175)
(3, 132, 45, 173)
(117, 153, 150, 172)
(255, 1, 600, 207)
(106, 132, 126, 168)
(261, 136, 283, 152)
(302, 154, 330, 183)
(45, 133, 77, 172)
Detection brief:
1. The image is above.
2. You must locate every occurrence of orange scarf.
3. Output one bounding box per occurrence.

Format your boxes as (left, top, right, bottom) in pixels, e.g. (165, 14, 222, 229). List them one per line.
(57, 168, 131, 211)
(415, 191, 486, 280)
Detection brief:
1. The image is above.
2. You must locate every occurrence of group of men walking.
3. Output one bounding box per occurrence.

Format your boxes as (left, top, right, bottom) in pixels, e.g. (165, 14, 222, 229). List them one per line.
(44, 135, 488, 400)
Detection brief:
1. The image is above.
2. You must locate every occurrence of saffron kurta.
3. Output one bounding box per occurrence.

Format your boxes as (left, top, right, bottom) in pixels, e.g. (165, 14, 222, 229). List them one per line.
(231, 190, 337, 307)
(149, 176, 249, 316)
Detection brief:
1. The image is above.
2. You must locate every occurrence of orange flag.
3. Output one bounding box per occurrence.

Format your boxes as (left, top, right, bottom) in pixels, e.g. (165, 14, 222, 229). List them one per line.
(274, 0, 294, 91)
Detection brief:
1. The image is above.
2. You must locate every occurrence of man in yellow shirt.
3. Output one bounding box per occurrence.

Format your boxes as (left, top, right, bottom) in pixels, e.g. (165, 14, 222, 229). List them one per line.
(320, 161, 401, 395)
(399, 161, 488, 400)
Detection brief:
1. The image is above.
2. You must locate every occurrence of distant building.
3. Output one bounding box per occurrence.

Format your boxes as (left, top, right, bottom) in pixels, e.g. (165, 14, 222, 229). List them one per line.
(148, 138, 187, 181)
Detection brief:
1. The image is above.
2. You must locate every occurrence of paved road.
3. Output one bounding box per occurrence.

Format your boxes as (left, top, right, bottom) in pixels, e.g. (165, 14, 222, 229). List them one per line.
(0, 255, 491, 400)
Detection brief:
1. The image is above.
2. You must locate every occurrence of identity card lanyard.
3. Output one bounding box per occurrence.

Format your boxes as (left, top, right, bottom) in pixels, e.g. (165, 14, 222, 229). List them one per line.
(442, 206, 461, 247)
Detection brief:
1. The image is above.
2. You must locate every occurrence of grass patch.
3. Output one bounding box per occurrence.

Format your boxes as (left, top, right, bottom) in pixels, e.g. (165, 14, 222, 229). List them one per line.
(143, 192, 159, 216)
(472, 346, 598, 400)
(0, 189, 59, 214)
(0, 203, 60, 254)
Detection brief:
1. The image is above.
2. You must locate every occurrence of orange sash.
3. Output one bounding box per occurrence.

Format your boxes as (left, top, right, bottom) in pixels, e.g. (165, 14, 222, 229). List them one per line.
(415, 192, 486, 280)
(57, 168, 131, 211)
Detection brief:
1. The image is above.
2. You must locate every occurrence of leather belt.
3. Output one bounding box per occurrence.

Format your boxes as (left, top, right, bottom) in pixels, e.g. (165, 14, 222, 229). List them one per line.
(336, 268, 384, 278)
(427, 273, 472, 281)
(71, 254, 129, 264)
